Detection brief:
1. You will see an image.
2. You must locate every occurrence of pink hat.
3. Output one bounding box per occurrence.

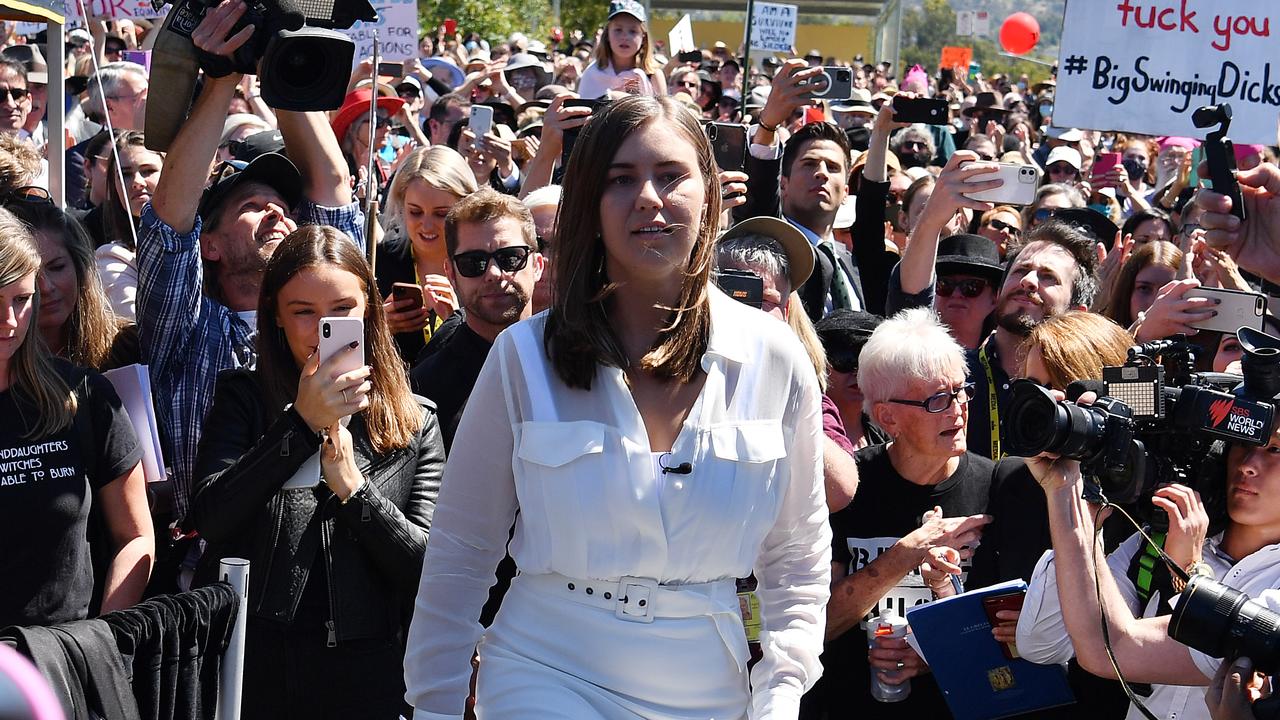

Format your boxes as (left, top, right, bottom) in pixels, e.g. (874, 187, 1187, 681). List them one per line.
(1234, 143, 1265, 163)
(1157, 136, 1198, 151)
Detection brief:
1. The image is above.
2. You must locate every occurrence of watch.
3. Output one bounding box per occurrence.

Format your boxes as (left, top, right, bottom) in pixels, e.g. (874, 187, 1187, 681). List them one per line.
(1171, 560, 1214, 593)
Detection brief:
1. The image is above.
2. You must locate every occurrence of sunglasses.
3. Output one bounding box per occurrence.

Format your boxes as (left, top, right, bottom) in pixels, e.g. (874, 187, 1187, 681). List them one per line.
(1, 185, 51, 206)
(986, 218, 1021, 236)
(828, 352, 859, 374)
(0, 87, 28, 102)
(451, 246, 533, 278)
(888, 382, 976, 413)
(936, 277, 990, 298)
(1032, 207, 1054, 224)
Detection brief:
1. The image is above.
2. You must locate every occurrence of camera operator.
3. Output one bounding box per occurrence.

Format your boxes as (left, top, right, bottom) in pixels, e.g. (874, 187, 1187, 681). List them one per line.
(1018, 405, 1280, 715)
(138, 0, 363, 523)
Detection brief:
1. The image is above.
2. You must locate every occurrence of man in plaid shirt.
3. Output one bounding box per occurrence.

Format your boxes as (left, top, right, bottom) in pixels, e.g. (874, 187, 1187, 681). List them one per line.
(136, 1, 365, 524)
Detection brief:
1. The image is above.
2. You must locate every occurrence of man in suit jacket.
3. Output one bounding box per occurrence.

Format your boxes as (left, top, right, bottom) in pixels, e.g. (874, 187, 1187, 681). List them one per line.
(737, 59, 897, 320)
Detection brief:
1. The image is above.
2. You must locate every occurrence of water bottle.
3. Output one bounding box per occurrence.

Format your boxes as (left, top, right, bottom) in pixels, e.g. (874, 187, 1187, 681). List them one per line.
(867, 609, 911, 702)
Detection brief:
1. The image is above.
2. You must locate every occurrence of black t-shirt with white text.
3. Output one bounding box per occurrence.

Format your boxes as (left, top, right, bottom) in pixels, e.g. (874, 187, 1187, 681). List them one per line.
(0, 360, 142, 628)
(802, 442, 993, 719)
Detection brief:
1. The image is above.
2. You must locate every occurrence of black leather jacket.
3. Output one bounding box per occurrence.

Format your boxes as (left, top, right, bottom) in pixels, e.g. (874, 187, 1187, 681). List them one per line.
(190, 369, 444, 644)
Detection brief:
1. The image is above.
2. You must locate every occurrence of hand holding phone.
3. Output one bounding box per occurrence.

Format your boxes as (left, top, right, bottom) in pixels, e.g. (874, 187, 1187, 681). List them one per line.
(1092, 152, 1121, 186)
(294, 317, 369, 432)
(469, 105, 494, 138)
(982, 591, 1026, 660)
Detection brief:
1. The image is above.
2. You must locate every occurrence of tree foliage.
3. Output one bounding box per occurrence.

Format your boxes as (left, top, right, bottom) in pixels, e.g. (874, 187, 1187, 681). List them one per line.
(420, 0, 552, 46)
(898, 0, 1053, 82)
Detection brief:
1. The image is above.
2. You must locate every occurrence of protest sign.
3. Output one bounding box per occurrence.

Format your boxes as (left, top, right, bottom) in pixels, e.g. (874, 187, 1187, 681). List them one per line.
(668, 14, 695, 54)
(749, 2, 798, 54)
(66, 0, 163, 20)
(1055, 0, 1280, 145)
(341, 0, 417, 67)
(957, 11, 974, 36)
(941, 46, 973, 72)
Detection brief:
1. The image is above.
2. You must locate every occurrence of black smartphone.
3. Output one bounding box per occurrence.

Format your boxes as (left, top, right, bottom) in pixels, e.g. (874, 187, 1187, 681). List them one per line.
(679, 49, 703, 63)
(893, 96, 948, 125)
(391, 282, 425, 311)
(716, 269, 764, 309)
(377, 61, 404, 77)
(706, 122, 747, 173)
(559, 98, 607, 173)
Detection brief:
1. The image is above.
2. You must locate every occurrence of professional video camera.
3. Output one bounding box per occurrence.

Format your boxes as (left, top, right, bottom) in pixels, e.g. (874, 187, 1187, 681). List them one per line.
(146, 0, 376, 151)
(1003, 328, 1280, 511)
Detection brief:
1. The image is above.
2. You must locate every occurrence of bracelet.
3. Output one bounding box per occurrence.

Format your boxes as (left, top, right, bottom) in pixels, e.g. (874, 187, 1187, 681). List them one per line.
(758, 120, 779, 133)
(1171, 560, 1214, 593)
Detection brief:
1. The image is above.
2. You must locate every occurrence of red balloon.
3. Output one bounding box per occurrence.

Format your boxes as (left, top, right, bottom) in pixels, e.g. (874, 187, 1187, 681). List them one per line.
(1000, 12, 1040, 55)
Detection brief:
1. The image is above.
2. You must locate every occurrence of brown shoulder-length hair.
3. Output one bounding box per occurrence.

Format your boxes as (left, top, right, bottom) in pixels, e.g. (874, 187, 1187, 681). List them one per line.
(1021, 311, 1132, 390)
(103, 131, 159, 251)
(546, 94, 721, 390)
(10, 201, 118, 370)
(1096, 240, 1183, 328)
(257, 226, 423, 452)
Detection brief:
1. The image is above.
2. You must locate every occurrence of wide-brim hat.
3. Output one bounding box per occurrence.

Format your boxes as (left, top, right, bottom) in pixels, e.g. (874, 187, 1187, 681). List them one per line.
(719, 216, 815, 289)
(935, 233, 1003, 282)
(503, 53, 550, 85)
(331, 88, 406, 143)
(422, 57, 465, 87)
(1051, 207, 1120, 247)
(199, 152, 302, 220)
(832, 88, 876, 115)
(962, 91, 1010, 118)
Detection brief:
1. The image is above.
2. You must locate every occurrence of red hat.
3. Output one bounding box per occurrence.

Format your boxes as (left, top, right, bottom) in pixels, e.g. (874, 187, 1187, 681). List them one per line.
(330, 87, 406, 143)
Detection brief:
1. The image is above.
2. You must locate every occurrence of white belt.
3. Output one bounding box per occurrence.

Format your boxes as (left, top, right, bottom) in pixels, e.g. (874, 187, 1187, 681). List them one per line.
(519, 572, 749, 670)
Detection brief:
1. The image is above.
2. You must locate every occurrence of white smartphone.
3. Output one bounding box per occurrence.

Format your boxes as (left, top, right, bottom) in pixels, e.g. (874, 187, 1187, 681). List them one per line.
(1185, 286, 1268, 335)
(318, 316, 365, 427)
(468, 104, 494, 138)
(962, 162, 1041, 206)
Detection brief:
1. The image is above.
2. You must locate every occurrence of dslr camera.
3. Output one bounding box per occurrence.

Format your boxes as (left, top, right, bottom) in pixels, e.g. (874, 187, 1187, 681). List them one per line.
(1004, 328, 1280, 511)
(146, 0, 375, 151)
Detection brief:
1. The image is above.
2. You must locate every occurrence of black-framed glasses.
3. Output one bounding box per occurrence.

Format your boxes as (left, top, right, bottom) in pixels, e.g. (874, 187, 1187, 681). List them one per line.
(987, 218, 1021, 236)
(887, 382, 975, 413)
(452, 246, 533, 277)
(0, 87, 28, 102)
(936, 277, 990, 299)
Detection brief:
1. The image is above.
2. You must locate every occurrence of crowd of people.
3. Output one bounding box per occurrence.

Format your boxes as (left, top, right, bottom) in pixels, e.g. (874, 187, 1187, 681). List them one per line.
(4, 1, 1280, 718)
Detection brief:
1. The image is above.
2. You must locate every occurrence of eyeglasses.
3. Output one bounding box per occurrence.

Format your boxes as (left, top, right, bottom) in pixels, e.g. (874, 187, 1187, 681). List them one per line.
(451, 245, 533, 277)
(986, 218, 1021, 236)
(887, 382, 975, 413)
(901, 140, 927, 150)
(1032, 207, 1054, 225)
(936, 277, 990, 298)
(0, 87, 28, 102)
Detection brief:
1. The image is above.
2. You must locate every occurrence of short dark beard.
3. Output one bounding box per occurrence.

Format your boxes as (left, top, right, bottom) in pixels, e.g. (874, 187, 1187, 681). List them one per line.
(995, 307, 1037, 336)
(466, 285, 530, 329)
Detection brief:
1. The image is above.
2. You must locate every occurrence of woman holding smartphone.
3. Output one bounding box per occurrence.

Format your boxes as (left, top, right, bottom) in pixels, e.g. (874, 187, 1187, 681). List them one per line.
(190, 226, 445, 719)
(405, 94, 830, 719)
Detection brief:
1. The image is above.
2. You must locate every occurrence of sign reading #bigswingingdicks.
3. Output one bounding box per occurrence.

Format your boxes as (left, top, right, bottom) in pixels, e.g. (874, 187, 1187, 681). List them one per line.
(1055, 0, 1280, 145)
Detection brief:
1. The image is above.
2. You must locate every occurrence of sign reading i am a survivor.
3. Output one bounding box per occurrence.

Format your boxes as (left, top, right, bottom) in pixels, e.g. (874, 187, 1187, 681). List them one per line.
(1055, 0, 1280, 145)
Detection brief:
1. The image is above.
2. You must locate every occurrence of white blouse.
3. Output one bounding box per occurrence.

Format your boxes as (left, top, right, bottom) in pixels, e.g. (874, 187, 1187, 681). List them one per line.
(404, 288, 831, 719)
(576, 61, 656, 99)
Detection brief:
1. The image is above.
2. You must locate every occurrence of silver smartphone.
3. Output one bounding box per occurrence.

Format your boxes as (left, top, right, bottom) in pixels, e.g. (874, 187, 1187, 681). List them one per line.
(1186, 286, 1267, 334)
(468, 104, 494, 138)
(962, 162, 1041, 205)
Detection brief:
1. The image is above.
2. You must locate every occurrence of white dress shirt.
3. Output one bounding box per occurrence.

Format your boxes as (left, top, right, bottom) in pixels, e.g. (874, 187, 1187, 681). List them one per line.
(404, 288, 831, 719)
(1017, 531, 1280, 720)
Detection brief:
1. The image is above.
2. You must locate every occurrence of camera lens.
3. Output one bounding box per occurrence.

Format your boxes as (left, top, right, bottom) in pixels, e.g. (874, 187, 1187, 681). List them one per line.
(811, 72, 831, 94)
(322, 324, 331, 338)
(1169, 576, 1280, 674)
(1004, 379, 1115, 463)
(837, 70, 851, 81)
(708, 124, 718, 140)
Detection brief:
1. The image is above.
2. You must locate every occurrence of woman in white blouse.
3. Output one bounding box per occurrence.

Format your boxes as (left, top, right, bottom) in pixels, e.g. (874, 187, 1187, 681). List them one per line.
(404, 94, 831, 719)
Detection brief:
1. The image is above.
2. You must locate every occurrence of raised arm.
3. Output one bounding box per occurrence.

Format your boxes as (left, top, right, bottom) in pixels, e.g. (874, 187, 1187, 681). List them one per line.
(896, 151, 996, 295)
(149, 0, 251, 234)
(277, 108, 352, 208)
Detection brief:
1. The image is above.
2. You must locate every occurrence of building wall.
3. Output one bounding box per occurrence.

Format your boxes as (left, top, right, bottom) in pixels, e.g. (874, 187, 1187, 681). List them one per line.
(646, 17, 875, 63)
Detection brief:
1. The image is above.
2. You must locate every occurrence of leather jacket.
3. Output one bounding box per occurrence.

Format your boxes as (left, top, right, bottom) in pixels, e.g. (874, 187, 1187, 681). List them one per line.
(190, 369, 444, 644)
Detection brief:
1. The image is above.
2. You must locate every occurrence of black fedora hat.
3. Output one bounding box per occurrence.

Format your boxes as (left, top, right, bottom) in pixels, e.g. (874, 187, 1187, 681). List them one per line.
(935, 234, 1003, 282)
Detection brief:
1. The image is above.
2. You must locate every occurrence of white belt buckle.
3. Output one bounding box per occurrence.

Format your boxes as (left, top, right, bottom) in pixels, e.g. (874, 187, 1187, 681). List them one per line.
(615, 576, 656, 623)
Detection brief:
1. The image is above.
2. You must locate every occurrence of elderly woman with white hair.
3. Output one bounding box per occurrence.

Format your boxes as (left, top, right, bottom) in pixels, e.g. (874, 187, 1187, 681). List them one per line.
(805, 306, 994, 718)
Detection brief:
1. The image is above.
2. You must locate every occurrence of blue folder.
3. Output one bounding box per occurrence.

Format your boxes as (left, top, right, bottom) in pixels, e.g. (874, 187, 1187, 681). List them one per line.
(905, 580, 1076, 720)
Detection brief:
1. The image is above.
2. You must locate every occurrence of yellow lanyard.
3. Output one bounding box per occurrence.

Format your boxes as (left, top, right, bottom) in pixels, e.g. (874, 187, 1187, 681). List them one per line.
(978, 342, 1005, 460)
(410, 249, 441, 346)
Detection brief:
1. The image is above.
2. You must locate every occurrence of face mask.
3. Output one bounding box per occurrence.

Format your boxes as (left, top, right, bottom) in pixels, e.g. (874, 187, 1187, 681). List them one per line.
(1088, 203, 1111, 216)
(1018, 81, 1028, 91)
(1122, 157, 1148, 180)
(1039, 103, 1053, 117)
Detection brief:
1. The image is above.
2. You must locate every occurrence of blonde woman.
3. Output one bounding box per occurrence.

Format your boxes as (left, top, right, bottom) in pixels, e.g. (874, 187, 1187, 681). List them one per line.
(0, 206, 153, 628)
(377, 146, 480, 362)
(576, 0, 667, 99)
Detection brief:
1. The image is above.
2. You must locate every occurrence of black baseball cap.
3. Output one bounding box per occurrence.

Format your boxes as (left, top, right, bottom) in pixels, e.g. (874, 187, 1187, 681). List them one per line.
(199, 152, 303, 221)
